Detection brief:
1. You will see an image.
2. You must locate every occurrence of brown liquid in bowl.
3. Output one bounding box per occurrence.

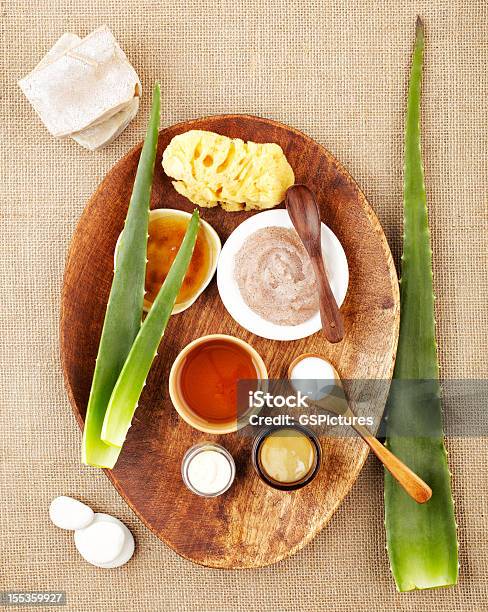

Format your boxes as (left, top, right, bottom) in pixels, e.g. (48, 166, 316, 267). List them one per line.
(179, 338, 259, 424)
(145, 214, 210, 305)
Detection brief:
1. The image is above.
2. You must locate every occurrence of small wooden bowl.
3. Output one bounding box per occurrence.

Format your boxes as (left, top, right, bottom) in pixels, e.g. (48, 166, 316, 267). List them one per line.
(168, 334, 268, 434)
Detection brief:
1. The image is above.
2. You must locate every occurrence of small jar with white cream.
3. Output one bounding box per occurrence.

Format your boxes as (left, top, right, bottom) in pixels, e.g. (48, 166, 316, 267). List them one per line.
(181, 443, 236, 497)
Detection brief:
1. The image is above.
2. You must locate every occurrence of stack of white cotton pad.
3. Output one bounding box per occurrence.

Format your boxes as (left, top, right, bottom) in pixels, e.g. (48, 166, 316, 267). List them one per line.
(49, 496, 135, 568)
(18, 26, 141, 150)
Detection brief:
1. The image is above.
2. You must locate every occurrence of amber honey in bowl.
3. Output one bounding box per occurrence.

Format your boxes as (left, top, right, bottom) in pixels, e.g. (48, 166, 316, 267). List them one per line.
(169, 334, 268, 434)
(180, 338, 256, 422)
(145, 213, 210, 306)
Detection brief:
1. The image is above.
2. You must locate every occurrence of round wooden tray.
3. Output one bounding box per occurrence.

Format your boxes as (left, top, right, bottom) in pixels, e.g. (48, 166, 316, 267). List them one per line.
(61, 115, 399, 568)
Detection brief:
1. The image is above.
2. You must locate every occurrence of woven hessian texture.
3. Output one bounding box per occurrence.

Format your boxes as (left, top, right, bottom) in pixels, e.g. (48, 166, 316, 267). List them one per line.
(1, 1, 487, 610)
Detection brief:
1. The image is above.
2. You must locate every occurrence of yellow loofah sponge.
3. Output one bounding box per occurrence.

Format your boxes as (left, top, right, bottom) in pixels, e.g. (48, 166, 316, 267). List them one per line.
(162, 130, 295, 211)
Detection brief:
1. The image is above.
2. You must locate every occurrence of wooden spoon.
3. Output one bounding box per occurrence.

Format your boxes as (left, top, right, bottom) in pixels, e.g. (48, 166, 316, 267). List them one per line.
(288, 354, 432, 504)
(285, 185, 345, 343)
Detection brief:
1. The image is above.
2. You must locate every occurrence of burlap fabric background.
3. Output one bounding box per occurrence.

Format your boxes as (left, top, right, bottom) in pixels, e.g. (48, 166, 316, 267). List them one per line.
(1, 1, 487, 610)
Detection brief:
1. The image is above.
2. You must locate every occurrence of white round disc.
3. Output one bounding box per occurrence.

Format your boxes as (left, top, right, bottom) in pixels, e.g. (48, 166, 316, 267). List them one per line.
(49, 496, 94, 531)
(74, 513, 135, 569)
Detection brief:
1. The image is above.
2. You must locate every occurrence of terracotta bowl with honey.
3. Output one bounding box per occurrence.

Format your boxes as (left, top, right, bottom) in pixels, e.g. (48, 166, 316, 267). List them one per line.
(169, 334, 268, 434)
(115, 208, 221, 314)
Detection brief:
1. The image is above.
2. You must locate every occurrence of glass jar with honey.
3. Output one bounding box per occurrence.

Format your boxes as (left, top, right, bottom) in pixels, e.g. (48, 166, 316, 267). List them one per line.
(252, 425, 322, 491)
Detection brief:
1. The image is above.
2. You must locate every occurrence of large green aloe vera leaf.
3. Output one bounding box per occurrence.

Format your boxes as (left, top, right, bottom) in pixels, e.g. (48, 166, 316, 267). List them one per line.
(101, 209, 200, 448)
(82, 84, 161, 468)
(384, 19, 458, 591)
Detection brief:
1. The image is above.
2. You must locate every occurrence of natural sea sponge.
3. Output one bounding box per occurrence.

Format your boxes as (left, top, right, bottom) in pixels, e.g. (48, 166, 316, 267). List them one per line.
(162, 130, 295, 211)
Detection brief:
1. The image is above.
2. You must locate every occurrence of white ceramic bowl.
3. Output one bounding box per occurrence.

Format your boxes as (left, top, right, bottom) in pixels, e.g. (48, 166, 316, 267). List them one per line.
(115, 208, 221, 314)
(216, 209, 349, 341)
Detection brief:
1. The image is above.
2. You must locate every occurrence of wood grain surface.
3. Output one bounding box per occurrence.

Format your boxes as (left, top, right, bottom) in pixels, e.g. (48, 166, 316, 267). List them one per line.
(60, 115, 400, 568)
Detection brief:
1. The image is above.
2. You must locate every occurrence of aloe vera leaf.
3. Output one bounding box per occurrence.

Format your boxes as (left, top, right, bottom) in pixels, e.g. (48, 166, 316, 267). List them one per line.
(384, 18, 458, 591)
(101, 209, 200, 448)
(82, 84, 161, 468)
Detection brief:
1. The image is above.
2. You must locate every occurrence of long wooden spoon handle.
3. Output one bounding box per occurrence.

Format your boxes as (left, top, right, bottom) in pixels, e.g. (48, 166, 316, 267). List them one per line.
(353, 420, 432, 504)
(311, 256, 345, 343)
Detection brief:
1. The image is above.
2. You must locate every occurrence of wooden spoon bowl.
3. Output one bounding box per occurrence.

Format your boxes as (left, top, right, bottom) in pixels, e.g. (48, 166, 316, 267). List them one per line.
(60, 115, 399, 568)
(286, 184, 345, 343)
